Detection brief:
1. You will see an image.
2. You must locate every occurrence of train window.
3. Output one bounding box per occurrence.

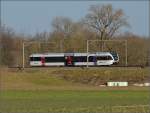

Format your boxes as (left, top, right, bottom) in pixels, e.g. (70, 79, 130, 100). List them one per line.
(107, 56, 113, 60)
(74, 56, 96, 62)
(89, 56, 95, 62)
(73, 57, 80, 62)
(45, 57, 65, 62)
(97, 56, 112, 60)
(74, 56, 87, 62)
(30, 57, 41, 61)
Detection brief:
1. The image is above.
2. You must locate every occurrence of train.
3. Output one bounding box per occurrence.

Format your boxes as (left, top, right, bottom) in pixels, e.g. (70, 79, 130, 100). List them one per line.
(29, 52, 119, 67)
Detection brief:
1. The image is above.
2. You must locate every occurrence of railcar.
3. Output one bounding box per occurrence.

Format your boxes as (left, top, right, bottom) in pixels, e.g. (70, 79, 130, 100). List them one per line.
(29, 52, 116, 67)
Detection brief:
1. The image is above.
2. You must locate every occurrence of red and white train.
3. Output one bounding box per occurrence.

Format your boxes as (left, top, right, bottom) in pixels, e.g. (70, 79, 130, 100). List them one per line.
(29, 52, 119, 67)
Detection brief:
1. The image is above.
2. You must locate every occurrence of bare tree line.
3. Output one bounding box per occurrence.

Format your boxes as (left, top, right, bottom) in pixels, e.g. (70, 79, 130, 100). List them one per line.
(0, 4, 149, 67)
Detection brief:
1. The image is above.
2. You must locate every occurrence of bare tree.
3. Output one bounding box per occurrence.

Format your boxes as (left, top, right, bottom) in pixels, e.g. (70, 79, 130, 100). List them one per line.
(51, 16, 74, 38)
(0, 26, 14, 66)
(84, 4, 129, 40)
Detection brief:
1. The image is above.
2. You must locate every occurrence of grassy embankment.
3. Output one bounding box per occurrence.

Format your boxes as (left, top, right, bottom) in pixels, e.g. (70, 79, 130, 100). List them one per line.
(0, 67, 150, 113)
(1, 67, 149, 90)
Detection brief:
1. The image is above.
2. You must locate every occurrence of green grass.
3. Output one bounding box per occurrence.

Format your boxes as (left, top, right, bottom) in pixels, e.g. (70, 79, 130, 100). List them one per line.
(0, 90, 150, 113)
(0, 67, 150, 113)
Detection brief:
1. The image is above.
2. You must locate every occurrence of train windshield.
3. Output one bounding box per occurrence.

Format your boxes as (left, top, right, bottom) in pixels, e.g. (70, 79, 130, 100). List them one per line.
(110, 52, 118, 61)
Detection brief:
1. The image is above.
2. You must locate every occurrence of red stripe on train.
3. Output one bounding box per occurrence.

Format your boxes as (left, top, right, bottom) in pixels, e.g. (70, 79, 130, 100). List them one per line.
(41, 57, 45, 66)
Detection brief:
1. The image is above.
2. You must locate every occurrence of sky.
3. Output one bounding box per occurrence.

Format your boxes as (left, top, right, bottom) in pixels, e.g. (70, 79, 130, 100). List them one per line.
(1, 1, 149, 37)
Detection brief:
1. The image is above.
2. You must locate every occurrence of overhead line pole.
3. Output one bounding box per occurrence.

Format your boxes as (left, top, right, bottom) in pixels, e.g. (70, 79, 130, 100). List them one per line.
(22, 41, 57, 69)
(86, 40, 89, 68)
(125, 40, 128, 66)
(22, 42, 25, 69)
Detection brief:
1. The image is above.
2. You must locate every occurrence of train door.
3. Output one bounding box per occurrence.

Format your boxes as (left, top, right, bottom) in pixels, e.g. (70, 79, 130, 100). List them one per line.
(93, 56, 97, 66)
(65, 53, 74, 66)
(41, 56, 45, 66)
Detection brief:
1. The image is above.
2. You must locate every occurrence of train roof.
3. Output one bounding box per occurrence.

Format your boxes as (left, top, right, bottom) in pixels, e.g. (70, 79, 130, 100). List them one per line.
(30, 52, 112, 57)
(95, 52, 112, 56)
(29, 53, 64, 57)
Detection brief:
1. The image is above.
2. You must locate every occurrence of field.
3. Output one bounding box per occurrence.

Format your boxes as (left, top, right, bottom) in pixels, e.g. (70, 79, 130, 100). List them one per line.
(0, 67, 150, 113)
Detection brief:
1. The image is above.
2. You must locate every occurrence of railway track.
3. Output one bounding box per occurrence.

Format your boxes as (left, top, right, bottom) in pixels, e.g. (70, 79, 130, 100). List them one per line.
(8, 65, 149, 69)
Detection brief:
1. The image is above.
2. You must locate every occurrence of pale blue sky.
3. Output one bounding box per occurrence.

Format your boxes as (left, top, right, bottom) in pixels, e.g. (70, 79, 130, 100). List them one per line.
(1, 1, 149, 37)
